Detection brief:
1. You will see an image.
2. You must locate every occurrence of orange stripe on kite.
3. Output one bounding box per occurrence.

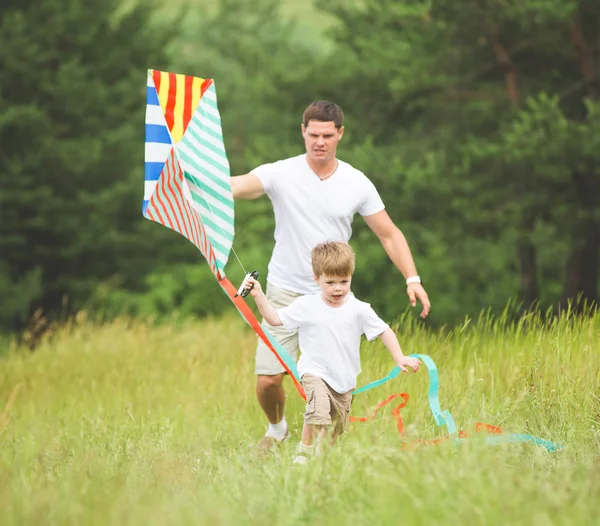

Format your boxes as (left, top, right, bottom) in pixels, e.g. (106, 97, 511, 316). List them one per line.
(160, 156, 186, 236)
(152, 174, 175, 231)
(188, 210, 205, 256)
(166, 159, 193, 243)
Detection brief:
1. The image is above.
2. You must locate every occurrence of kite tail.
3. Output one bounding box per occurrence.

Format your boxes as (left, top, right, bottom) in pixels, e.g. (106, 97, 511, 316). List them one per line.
(218, 277, 306, 399)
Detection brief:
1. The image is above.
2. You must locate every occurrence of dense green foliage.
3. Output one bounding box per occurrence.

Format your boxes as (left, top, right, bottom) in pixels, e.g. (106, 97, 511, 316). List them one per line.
(1, 0, 599, 331)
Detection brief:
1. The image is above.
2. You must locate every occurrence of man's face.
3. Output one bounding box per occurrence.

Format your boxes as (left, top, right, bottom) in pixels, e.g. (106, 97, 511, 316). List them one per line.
(302, 120, 344, 164)
(314, 274, 352, 307)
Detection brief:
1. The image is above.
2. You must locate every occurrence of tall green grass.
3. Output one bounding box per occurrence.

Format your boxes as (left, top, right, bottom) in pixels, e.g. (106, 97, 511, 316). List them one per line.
(1, 309, 599, 525)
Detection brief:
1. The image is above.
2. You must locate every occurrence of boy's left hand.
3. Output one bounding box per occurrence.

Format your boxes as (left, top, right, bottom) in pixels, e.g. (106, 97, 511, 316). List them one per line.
(398, 356, 421, 373)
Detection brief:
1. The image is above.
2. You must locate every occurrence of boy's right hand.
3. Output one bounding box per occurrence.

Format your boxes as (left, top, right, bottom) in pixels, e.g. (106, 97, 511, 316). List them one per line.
(244, 276, 263, 297)
(398, 356, 421, 373)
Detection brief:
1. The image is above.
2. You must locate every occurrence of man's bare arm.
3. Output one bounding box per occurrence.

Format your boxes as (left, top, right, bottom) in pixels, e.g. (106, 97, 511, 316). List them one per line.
(231, 173, 265, 200)
(363, 210, 431, 318)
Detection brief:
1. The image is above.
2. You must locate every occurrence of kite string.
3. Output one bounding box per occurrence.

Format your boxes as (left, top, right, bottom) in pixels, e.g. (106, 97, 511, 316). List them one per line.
(229, 245, 248, 276)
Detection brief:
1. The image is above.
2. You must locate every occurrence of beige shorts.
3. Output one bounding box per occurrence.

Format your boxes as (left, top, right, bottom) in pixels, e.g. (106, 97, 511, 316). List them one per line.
(254, 283, 303, 376)
(302, 374, 353, 434)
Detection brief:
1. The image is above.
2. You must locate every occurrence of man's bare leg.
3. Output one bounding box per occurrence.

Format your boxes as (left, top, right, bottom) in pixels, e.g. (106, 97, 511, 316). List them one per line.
(255, 373, 289, 452)
(256, 373, 286, 424)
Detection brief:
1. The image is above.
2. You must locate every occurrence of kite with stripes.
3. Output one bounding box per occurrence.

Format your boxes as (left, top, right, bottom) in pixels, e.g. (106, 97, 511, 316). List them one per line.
(144, 69, 233, 278)
(143, 69, 306, 396)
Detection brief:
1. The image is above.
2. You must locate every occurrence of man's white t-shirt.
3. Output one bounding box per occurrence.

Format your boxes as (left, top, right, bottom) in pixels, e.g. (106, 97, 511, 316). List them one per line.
(277, 293, 390, 393)
(253, 155, 385, 294)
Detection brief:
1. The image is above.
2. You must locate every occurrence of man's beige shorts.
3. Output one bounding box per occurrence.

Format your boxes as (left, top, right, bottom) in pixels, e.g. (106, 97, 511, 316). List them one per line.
(302, 374, 353, 434)
(254, 283, 303, 376)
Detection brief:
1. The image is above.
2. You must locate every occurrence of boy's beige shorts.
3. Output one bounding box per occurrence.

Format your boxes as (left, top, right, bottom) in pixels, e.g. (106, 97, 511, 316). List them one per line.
(302, 374, 353, 434)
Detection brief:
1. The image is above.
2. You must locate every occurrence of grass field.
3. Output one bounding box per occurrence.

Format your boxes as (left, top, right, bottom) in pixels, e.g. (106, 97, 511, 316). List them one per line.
(1, 309, 599, 525)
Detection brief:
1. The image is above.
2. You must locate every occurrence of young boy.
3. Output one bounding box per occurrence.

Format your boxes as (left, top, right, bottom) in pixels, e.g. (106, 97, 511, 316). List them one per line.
(244, 241, 420, 464)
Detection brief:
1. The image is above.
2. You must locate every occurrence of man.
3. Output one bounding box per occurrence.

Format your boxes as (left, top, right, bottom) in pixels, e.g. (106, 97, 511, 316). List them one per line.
(231, 101, 430, 451)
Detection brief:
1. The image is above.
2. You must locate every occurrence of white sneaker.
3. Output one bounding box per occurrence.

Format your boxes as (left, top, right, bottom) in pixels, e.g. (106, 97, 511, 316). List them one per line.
(254, 427, 290, 455)
(293, 455, 309, 465)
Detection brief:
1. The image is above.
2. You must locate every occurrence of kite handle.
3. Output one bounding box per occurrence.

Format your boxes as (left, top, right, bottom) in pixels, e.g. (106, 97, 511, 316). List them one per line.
(234, 270, 259, 298)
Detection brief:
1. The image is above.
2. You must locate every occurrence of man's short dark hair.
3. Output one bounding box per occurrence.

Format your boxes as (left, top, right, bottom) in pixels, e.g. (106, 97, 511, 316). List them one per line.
(302, 101, 344, 129)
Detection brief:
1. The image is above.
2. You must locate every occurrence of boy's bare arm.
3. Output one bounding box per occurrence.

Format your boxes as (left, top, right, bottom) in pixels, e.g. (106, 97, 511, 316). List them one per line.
(244, 277, 282, 326)
(378, 328, 420, 373)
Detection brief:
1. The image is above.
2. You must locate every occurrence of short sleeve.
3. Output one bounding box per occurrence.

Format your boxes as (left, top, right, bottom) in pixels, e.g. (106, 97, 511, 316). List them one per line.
(361, 303, 390, 341)
(358, 177, 385, 217)
(277, 296, 309, 333)
(251, 161, 283, 197)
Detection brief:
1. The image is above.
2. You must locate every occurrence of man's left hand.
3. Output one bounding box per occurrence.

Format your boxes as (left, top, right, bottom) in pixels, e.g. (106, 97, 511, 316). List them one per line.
(407, 283, 430, 319)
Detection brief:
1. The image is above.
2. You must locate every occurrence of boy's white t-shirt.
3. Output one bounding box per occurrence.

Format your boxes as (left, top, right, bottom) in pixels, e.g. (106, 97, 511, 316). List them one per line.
(252, 155, 385, 295)
(277, 293, 390, 393)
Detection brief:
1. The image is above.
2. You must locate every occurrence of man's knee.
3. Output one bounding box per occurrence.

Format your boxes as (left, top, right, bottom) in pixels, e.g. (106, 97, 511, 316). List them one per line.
(256, 373, 285, 393)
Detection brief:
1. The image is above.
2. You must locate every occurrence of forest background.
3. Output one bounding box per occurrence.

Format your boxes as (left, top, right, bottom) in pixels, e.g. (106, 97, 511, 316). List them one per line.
(2, 0, 600, 335)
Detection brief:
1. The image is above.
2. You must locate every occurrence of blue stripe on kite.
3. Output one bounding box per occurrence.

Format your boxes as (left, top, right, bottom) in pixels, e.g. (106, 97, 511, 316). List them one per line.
(142, 200, 149, 216)
(145, 162, 164, 181)
(145, 124, 171, 144)
(146, 87, 160, 106)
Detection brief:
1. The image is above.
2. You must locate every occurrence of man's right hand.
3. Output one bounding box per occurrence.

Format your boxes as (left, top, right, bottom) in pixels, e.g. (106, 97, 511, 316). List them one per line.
(407, 282, 430, 319)
(231, 173, 265, 200)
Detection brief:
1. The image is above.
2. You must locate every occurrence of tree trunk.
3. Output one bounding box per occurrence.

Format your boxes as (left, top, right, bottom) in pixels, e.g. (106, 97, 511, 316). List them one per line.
(561, 16, 599, 312)
(518, 236, 539, 307)
(561, 223, 600, 311)
(489, 25, 540, 306)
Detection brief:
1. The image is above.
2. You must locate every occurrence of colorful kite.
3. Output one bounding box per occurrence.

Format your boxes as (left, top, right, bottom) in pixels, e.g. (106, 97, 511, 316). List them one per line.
(143, 69, 562, 452)
(143, 68, 304, 396)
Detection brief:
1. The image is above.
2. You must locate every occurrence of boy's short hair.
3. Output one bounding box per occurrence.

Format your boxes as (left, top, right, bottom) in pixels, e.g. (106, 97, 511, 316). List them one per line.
(302, 101, 344, 129)
(312, 241, 355, 278)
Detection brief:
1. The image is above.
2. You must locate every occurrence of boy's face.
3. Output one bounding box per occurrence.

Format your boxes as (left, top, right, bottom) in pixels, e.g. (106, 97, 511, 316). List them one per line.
(314, 273, 352, 307)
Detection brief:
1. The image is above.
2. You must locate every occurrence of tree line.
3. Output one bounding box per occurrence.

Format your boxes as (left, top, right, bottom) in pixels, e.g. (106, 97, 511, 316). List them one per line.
(1, 0, 599, 334)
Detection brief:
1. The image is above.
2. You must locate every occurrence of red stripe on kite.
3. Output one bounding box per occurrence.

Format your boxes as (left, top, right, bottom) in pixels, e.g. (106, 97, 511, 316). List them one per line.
(200, 79, 213, 97)
(152, 70, 161, 94)
(183, 75, 194, 132)
(164, 72, 177, 132)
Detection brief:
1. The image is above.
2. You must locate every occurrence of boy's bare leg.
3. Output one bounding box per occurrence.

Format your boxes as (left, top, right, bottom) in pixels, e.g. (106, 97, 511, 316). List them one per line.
(301, 422, 325, 446)
(294, 423, 325, 464)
